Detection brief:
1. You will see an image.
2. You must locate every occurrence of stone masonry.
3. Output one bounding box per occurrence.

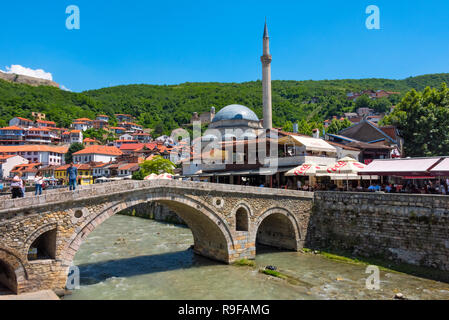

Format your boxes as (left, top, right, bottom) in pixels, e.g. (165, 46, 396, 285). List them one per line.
(309, 191, 449, 271)
(0, 180, 313, 294)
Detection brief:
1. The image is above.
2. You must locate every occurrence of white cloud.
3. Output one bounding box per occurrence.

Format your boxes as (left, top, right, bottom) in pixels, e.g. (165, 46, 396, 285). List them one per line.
(1, 64, 53, 81)
(60, 85, 72, 92)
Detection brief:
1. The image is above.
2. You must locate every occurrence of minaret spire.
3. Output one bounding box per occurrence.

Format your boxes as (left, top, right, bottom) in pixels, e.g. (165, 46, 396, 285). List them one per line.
(261, 19, 272, 130)
(263, 18, 269, 39)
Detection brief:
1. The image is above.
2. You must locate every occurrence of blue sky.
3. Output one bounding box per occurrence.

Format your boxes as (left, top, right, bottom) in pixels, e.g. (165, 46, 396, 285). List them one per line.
(1, 0, 448, 92)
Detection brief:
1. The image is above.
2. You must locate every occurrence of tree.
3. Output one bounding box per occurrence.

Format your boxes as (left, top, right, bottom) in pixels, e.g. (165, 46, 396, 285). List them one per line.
(383, 83, 449, 157)
(133, 155, 175, 180)
(282, 120, 293, 132)
(355, 94, 372, 110)
(65, 143, 84, 163)
(372, 97, 392, 113)
(326, 118, 352, 134)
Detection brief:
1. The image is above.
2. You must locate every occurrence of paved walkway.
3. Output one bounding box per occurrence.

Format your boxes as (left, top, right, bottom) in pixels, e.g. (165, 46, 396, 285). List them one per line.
(0, 290, 59, 300)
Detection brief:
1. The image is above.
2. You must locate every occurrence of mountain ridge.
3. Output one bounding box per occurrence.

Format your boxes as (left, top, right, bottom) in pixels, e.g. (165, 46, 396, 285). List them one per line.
(0, 73, 448, 133)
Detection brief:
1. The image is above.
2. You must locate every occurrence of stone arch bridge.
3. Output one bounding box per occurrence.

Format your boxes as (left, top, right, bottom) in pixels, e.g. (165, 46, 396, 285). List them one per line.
(0, 180, 313, 294)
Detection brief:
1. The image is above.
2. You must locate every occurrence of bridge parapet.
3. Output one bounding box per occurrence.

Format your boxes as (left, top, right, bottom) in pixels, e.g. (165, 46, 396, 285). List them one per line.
(0, 180, 313, 219)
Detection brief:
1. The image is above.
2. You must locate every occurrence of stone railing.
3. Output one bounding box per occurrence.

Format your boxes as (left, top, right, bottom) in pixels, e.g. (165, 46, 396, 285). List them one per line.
(0, 180, 313, 217)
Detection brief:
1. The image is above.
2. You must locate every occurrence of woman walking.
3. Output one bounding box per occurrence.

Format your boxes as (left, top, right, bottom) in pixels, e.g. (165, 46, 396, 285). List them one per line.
(34, 172, 44, 196)
(11, 172, 24, 199)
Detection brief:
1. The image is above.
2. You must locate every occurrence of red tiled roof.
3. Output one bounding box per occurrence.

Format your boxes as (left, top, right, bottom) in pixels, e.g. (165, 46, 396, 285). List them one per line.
(115, 140, 140, 143)
(119, 163, 140, 170)
(36, 120, 56, 124)
(26, 127, 51, 132)
(75, 118, 92, 122)
(73, 145, 123, 156)
(11, 163, 41, 173)
(119, 143, 145, 151)
(0, 154, 16, 160)
(0, 126, 24, 131)
(55, 164, 92, 171)
(15, 117, 33, 122)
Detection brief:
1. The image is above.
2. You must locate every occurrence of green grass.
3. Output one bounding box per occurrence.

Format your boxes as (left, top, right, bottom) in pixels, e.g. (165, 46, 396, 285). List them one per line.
(259, 268, 312, 287)
(233, 259, 256, 267)
(302, 248, 449, 284)
(259, 269, 288, 279)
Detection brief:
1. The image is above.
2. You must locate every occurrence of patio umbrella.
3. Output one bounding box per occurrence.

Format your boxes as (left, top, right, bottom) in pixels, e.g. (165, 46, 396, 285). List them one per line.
(157, 173, 173, 180)
(285, 163, 322, 177)
(144, 173, 158, 180)
(317, 157, 369, 190)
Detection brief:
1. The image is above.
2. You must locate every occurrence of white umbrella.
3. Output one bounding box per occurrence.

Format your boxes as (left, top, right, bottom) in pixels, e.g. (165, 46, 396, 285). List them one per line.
(144, 173, 158, 180)
(317, 158, 370, 190)
(157, 173, 173, 180)
(285, 163, 323, 177)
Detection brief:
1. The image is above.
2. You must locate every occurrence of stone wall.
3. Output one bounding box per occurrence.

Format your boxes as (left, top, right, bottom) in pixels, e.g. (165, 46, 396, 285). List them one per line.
(310, 192, 449, 270)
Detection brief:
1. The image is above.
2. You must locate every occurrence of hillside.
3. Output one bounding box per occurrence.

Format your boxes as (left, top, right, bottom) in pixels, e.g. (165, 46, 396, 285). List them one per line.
(0, 73, 448, 133)
(0, 71, 59, 88)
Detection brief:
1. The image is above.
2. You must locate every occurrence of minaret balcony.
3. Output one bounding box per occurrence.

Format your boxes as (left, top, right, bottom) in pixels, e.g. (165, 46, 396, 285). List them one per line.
(260, 55, 272, 64)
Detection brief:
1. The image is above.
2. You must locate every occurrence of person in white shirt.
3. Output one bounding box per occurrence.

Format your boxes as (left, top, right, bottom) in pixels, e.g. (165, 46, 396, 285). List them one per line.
(34, 172, 44, 196)
(11, 173, 24, 199)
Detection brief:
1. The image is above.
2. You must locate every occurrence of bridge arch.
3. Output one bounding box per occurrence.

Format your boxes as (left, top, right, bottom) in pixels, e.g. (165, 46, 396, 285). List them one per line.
(61, 192, 235, 269)
(251, 207, 301, 252)
(0, 247, 28, 294)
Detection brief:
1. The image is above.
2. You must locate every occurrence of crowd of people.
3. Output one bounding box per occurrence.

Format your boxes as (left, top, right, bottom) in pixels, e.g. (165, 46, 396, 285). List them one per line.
(294, 180, 449, 194)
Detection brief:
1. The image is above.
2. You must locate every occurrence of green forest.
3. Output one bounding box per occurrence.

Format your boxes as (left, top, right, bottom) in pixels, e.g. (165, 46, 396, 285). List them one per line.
(0, 73, 448, 136)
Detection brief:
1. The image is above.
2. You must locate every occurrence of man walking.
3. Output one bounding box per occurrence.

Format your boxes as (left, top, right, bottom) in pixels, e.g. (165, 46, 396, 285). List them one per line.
(66, 163, 78, 191)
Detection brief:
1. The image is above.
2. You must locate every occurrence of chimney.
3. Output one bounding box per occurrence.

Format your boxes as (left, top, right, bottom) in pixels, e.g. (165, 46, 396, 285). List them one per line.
(312, 128, 320, 139)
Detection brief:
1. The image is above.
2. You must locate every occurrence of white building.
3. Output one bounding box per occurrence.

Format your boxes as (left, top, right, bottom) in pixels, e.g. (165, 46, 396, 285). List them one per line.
(0, 155, 28, 179)
(0, 145, 67, 166)
(62, 130, 83, 144)
(119, 134, 133, 141)
(73, 145, 123, 164)
(25, 128, 59, 144)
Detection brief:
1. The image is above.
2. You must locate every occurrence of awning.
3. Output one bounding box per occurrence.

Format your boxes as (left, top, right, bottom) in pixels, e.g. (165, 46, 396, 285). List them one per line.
(278, 135, 337, 153)
(429, 158, 449, 176)
(359, 157, 442, 176)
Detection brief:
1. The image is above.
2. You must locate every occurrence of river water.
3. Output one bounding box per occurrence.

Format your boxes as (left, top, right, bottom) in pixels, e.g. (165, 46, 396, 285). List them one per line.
(65, 215, 449, 300)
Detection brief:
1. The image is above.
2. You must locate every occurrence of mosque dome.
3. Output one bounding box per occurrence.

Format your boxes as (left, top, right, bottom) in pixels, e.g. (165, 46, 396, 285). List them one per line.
(212, 104, 259, 123)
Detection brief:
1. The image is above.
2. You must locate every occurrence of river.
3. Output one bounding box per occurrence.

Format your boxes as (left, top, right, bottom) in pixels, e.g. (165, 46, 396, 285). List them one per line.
(65, 215, 449, 300)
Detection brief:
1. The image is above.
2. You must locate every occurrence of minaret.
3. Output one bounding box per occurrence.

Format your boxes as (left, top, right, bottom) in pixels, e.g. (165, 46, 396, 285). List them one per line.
(261, 20, 272, 130)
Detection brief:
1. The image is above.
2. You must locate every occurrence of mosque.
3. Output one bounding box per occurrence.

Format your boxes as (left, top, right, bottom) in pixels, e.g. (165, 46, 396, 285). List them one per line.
(200, 21, 273, 142)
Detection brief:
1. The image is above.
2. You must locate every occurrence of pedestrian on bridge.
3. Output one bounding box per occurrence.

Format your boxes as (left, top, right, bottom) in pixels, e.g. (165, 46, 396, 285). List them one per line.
(34, 172, 44, 196)
(66, 163, 78, 191)
(11, 172, 24, 199)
